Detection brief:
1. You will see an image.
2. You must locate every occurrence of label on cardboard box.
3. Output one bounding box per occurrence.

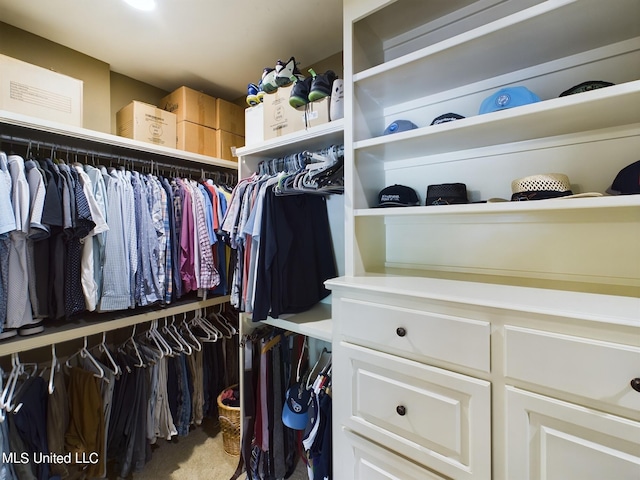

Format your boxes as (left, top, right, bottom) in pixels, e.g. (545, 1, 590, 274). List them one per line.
(263, 85, 302, 140)
(0, 54, 83, 127)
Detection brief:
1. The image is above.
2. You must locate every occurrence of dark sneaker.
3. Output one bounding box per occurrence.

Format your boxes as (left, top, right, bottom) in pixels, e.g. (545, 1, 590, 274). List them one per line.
(246, 83, 260, 106)
(289, 77, 313, 108)
(276, 56, 304, 87)
(308, 69, 338, 102)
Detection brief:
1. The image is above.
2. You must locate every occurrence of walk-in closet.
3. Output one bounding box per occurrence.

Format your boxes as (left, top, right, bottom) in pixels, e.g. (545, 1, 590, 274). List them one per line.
(0, 1, 639, 479)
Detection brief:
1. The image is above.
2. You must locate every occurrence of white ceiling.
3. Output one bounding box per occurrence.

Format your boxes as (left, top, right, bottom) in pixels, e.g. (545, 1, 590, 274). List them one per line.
(0, 0, 344, 101)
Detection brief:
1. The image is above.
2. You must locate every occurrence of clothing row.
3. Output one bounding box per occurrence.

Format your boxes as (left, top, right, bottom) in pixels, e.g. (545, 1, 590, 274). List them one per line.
(0, 308, 239, 480)
(236, 330, 332, 480)
(0, 150, 234, 337)
(220, 148, 341, 322)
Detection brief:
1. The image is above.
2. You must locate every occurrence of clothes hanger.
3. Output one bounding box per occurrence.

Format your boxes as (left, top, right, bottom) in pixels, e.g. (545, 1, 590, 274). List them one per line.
(66, 336, 106, 380)
(49, 344, 59, 394)
(96, 331, 121, 376)
(180, 313, 202, 352)
(121, 325, 146, 368)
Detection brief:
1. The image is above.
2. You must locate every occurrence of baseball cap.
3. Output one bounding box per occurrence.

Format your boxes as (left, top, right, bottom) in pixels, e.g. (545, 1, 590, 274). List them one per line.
(430, 113, 465, 125)
(559, 80, 614, 97)
(606, 160, 640, 195)
(383, 120, 418, 135)
(479, 86, 541, 115)
(282, 383, 312, 430)
(377, 184, 420, 207)
(426, 183, 469, 205)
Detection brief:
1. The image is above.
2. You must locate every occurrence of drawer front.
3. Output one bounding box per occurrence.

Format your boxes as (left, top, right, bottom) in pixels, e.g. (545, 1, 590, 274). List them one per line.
(337, 341, 491, 479)
(504, 326, 640, 413)
(341, 428, 447, 480)
(506, 386, 640, 480)
(339, 297, 491, 372)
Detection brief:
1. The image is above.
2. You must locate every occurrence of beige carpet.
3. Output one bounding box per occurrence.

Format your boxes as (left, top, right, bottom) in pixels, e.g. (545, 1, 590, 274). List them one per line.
(109, 418, 308, 480)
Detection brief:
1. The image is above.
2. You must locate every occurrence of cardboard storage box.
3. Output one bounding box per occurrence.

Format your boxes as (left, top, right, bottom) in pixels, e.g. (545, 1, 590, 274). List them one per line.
(262, 85, 303, 140)
(302, 97, 331, 129)
(0, 54, 83, 127)
(216, 129, 244, 161)
(160, 86, 217, 129)
(116, 100, 177, 148)
(216, 98, 245, 136)
(245, 104, 264, 146)
(176, 121, 218, 157)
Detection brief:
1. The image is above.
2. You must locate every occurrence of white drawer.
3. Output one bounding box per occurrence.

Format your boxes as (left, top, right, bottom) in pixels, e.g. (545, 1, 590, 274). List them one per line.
(337, 341, 491, 480)
(341, 428, 447, 480)
(504, 326, 640, 413)
(338, 297, 491, 372)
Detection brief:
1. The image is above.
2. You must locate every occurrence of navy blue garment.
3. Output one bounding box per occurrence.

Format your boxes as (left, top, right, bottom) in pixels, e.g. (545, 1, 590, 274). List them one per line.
(12, 376, 50, 480)
(253, 190, 336, 321)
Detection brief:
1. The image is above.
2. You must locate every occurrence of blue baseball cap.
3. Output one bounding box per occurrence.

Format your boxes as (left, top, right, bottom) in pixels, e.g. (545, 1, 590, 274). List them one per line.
(383, 119, 418, 135)
(282, 383, 312, 430)
(479, 86, 541, 114)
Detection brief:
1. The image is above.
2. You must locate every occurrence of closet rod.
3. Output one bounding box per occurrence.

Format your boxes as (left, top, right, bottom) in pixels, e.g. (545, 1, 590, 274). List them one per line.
(0, 133, 238, 181)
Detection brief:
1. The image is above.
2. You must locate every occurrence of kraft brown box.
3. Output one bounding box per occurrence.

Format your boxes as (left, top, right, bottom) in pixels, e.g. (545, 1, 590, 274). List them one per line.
(116, 100, 177, 148)
(215, 98, 245, 136)
(176, 120, 217, 157)
(216, 129, 245, 162)
(160, 86, 217, 129)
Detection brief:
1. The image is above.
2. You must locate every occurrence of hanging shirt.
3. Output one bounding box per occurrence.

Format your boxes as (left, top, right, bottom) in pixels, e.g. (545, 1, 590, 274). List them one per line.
(74, 165, 109, 312)
(6, 154, 35, 329)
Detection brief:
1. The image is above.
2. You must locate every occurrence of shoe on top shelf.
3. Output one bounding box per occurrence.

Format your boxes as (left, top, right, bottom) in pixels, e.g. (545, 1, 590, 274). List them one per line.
(261, 67, 278, 94)
(289, 76, 313, 108)
(308, 69, 338, 102)
(246, 83, 260, 106)
(275, 56, 304, 87)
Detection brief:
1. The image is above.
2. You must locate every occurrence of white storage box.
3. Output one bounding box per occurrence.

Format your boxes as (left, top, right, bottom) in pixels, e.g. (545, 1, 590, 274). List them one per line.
(0, 54, 83, 127)
(245, 103, 264, 146)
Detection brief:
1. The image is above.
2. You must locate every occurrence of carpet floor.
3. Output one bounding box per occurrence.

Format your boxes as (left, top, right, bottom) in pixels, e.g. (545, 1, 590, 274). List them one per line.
(107, 418, 308, 480)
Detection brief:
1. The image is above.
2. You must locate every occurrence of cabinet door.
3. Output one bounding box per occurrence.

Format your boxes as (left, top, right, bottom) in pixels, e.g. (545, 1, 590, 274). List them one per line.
(336, 341, 491, 479)
(506, 386, 640, 480)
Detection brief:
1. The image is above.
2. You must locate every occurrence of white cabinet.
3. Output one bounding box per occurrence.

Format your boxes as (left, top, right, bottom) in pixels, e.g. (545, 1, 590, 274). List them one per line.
(328, 277, 640, 480)
(335, 0, 640, 477)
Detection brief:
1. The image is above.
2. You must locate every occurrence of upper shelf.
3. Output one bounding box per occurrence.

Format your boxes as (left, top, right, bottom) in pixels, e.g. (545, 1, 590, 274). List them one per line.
(0, 110, 236, 170)
(353, 0, 640, 105)
(236, 119, 344, 160)
(355, 195, 640, 220)
(354, 81, 640, 163)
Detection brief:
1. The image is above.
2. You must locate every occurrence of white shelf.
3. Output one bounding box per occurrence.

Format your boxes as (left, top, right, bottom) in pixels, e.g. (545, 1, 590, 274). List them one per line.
(326, 276, 640, 327)
(0, 295, 230, 356)
(355, 195, 640, 218)
(353, 81, 640, 162)
(253, 302, 333, 343)
(0, 110, 236, 170)
(236, 119, 344, 160)
(354, 0, 640, 106)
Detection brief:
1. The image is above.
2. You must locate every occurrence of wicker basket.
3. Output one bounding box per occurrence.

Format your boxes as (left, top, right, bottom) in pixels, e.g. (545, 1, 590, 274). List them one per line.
(217, 385, 241, 456)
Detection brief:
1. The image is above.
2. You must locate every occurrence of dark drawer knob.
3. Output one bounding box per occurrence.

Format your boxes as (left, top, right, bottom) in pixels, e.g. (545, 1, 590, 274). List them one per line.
(631, 378, 640, 393)
(396, 327, 407, 337)
(396, 405, 406, 416)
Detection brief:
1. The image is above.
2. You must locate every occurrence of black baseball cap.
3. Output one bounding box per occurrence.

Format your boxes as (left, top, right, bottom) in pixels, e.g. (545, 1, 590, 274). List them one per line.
(426, 183, 469, 205)
(377, 184, 420, 207)
(607, 160, 640, 195)
(559, 80, 614, 97)
(431, 113, 465, 125)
